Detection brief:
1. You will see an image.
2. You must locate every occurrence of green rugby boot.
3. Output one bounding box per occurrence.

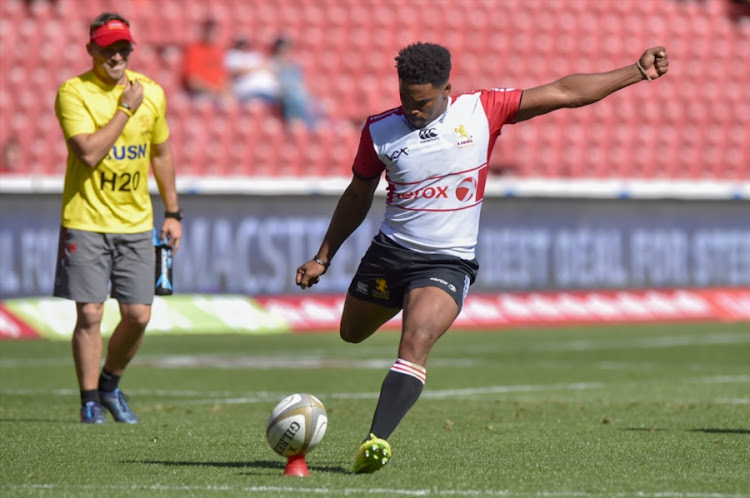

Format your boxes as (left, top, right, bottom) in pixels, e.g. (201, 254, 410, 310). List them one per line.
(353, 433, 391, 474)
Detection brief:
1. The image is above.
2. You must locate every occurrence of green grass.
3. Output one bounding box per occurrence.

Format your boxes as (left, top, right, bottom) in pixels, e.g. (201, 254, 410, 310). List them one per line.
(1, 322, 750, 497)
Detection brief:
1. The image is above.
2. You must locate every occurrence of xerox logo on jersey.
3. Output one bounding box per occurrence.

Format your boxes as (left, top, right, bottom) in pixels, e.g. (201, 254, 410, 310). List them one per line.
(390, 185, 449, 201)
(386, 166, 486, 210)
(418, 127, 438, 143)
(455, 177, 477, 202)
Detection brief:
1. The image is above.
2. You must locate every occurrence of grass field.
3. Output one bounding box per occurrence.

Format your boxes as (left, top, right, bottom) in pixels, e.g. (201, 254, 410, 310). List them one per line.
(1, 322, 749, 497)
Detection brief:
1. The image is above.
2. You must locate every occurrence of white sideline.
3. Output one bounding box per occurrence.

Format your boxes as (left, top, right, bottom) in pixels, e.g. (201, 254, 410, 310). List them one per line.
(2, 329, 750, 370)
(1, 374, 748, 405)
(3, 483, 749, 497)
(0, 381, 603, 402)
(3, 174, 750, 200)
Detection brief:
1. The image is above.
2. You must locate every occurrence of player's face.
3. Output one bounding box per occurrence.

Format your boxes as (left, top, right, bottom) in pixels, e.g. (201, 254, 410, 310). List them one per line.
(399, 80, 451, 129)
(89, 41, 133, 85)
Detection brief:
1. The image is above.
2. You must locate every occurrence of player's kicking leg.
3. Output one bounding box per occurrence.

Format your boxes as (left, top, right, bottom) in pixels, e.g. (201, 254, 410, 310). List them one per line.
(351, 286, 459, 473)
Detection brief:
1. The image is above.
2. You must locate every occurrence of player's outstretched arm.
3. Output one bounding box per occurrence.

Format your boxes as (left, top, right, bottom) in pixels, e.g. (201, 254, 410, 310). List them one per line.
(515, 46, 669, 123)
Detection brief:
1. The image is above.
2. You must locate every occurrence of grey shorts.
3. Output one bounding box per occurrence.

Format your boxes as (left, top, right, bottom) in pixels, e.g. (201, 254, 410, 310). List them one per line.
(53, 227, 155, 304)
(348, 232, 479, 312)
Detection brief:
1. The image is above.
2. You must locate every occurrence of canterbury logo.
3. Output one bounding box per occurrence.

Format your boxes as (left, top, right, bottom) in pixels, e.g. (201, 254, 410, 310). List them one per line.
(419, 128, 438, 140)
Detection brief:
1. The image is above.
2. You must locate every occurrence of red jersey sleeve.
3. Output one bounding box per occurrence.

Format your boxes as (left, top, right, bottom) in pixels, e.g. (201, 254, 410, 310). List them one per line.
(479, 89, 523, 136)
(351, 120, 385, 179)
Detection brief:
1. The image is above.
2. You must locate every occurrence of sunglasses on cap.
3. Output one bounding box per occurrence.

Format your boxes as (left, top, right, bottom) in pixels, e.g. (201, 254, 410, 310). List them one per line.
(98, 44, 134, 59)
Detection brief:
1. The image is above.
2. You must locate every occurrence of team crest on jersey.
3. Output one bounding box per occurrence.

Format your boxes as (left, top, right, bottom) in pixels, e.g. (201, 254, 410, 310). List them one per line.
(138, 114, 152, 139)
(454, 124, 474, 149)
(373, 278, 390, 299)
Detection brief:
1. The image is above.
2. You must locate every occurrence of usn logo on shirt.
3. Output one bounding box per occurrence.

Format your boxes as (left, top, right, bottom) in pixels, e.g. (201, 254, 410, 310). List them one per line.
(109, 144, 148, 160)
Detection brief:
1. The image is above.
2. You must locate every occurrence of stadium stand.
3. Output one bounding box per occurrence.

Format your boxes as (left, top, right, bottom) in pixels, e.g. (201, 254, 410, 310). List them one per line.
(0, 0, 747, 179)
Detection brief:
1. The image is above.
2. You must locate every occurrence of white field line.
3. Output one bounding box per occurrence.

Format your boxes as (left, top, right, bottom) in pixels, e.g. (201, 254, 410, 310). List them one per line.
(0, 382, 603, 403)
(1, 374, 748, 405)
(716, 398, 750, 404)
(2, 331, 750, 370)
(465, 331, 750, 355)
(3, 483, 749, 497)
(0, 356, 480, 369)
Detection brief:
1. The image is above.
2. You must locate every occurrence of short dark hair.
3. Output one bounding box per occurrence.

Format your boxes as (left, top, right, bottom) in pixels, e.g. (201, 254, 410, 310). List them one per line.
(90, 12, 129, 33)
(395, 42, 451, 86)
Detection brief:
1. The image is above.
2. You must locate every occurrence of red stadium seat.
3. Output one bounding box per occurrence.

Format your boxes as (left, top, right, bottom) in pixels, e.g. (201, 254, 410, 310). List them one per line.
(2, 0, 747, 181)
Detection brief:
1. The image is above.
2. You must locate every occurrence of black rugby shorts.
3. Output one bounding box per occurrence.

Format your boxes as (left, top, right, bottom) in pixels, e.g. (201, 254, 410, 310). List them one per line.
(348, 232, 478, 312)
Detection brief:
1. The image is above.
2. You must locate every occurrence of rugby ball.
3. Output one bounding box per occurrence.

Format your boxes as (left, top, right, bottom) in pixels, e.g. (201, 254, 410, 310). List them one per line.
(266, 393, 327, 457)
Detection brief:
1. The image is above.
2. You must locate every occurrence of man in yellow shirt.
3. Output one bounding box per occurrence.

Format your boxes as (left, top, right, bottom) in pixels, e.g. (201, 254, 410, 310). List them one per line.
(54, 12, 183, 424)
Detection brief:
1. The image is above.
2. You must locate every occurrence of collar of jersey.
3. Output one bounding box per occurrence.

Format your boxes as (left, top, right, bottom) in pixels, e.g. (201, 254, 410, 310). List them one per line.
(86, 69, 130, 90)
(401, 97, 453, 132)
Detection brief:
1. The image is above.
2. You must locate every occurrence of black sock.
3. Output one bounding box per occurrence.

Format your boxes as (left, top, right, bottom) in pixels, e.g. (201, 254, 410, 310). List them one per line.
(368, 359, 426, 440)
(98, 368, 121, 393)
(80, 389, 100, 405)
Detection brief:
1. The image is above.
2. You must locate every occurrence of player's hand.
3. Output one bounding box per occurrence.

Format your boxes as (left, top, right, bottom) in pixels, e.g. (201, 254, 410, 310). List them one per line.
(296, 260, 326, 289)
(121, 79, 144, 111)
(160, 218, 182, 255)
(638, 47, 669, 80)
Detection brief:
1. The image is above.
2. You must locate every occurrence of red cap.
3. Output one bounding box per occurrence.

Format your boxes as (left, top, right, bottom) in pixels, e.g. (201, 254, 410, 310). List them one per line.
(90, 20, 136, 47)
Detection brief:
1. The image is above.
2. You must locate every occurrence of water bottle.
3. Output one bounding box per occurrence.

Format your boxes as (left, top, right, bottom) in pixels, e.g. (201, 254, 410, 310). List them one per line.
(153, 229, 173, 296)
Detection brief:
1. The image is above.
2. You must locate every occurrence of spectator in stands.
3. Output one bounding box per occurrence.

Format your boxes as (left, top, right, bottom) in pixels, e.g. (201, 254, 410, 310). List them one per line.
(295, 42, 669, 473)
(0, 138, 22, 173)
(728, 0, 750, 18)
(182, 18, 230, 101)
(22, 0, 60, 14)
(54, 12, 183, 424)
(224, 36, 281, 108)
(270, 35, 320, 128)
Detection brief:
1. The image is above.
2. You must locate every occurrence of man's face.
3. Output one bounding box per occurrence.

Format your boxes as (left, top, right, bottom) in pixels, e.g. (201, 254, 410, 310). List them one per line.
(89, 40, 133, 85)
(399, 80, 451, 129)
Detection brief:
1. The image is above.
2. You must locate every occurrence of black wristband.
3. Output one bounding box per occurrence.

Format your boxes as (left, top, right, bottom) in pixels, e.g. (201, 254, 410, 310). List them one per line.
(313, 256, 330, 268)
(164, 209, 183, 221)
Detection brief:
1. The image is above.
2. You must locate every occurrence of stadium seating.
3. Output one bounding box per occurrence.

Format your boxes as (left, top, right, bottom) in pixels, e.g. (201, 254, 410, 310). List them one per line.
(0, 0, 747, 180)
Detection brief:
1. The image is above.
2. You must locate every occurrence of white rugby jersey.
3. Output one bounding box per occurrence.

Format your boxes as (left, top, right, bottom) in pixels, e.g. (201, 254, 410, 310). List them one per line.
(352, 88, 523, 259)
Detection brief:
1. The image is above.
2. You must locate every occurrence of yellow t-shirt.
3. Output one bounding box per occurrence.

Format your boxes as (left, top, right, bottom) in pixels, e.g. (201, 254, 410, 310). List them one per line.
(55, 69, 170, 233)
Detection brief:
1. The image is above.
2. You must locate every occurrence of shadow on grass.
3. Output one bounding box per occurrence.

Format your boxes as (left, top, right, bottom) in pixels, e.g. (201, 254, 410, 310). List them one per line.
(690, 428, 750, 435)
(125, 459, 350, 474)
